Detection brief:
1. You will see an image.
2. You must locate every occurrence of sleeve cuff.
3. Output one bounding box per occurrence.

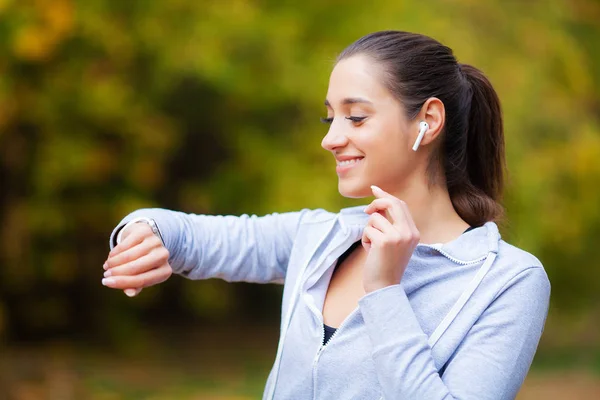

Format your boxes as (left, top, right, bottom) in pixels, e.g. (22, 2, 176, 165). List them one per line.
(108, 209, 174, 251)
(109, 221, 131, 250)
(358, 284, 427, 350)
(110, 225, 125, 249)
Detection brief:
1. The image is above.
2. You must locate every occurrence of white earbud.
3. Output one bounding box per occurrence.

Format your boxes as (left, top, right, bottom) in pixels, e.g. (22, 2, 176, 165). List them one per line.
(412, 121, 429, 151)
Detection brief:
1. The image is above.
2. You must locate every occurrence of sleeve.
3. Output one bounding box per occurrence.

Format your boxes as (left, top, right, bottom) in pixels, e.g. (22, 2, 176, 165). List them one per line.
(109, 208, 316, 284)
(357, 266, 551, 400)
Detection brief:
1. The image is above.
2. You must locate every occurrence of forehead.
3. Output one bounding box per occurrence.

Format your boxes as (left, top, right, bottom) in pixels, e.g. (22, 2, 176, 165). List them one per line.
(326, 55, 394, 106)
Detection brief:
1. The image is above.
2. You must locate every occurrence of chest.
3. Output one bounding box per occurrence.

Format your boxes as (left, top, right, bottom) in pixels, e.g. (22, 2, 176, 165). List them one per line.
(322, 243, 366, 327)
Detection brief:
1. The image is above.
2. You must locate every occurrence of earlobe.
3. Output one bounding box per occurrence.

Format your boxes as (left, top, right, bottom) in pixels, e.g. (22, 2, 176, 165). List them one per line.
(412, 121, 429, 151)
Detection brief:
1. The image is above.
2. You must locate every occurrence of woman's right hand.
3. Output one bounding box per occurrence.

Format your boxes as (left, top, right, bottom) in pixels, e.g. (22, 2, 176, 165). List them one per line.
(102, 223, 173, 297)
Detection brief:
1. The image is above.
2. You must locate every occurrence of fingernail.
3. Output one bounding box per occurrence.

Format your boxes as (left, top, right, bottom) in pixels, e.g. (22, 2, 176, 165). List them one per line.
(124, 289, 136, 297)
(103, 270, 112, 278)
(371, 185, 381, 192)
(102, 278, 115, 286)
(103, 262, 109, 270)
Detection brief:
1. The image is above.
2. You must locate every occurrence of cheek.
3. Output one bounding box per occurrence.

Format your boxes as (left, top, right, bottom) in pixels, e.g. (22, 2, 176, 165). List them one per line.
(363, 122, 412, 177)
(362, 120, 408, 161)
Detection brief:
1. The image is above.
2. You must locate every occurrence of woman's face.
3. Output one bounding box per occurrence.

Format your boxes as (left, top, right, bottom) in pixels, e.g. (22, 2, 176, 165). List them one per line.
(321, 55, 418, 198)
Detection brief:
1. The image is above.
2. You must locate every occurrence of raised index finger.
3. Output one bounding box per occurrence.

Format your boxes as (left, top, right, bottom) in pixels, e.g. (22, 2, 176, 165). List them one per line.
(368, 186, 405, 224)
(370, 185, 396, 199)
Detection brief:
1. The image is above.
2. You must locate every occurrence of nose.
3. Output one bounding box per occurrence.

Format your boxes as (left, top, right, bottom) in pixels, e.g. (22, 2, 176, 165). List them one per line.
(321, 121, 349, 152)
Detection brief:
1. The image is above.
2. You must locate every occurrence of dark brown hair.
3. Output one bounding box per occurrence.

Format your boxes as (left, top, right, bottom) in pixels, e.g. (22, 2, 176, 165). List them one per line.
(338, 31, 505, 227)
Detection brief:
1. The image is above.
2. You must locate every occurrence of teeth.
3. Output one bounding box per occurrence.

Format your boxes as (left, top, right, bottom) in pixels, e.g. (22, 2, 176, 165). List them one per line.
(337, 158, 362, 166)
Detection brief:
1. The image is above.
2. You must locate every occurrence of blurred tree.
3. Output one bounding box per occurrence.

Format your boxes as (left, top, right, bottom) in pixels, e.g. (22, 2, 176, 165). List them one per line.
(0, 0, 598, 354)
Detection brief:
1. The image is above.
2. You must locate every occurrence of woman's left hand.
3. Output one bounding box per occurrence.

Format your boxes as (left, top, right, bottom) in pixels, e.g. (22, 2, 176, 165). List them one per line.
(362, 185, 420, 293)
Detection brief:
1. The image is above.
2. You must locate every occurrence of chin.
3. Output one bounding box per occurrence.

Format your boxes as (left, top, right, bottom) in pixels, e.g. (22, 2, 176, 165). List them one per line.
(338, 179, 372, 199)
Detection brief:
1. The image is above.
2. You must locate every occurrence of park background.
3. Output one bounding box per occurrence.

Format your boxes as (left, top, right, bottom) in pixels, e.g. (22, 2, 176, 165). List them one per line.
(1, 0, 599, 398)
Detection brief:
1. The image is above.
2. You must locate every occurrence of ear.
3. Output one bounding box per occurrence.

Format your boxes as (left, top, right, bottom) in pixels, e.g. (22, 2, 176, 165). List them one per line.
(416, 97, 445, 147)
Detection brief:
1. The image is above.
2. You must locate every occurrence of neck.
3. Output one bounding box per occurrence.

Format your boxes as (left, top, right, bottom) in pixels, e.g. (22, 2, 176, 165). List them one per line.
(387, 175, 469, 244)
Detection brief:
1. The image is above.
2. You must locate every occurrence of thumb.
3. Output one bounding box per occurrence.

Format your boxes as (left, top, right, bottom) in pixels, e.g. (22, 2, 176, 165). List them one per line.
(124, 288, 142, 297)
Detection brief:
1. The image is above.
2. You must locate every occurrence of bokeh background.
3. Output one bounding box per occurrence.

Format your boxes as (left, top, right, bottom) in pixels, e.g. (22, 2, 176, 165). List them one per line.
(1, 0, 599, 398)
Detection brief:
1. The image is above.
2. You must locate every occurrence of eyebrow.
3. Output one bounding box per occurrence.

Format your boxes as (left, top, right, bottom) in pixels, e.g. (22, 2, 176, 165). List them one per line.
(324, 97, 374, 107)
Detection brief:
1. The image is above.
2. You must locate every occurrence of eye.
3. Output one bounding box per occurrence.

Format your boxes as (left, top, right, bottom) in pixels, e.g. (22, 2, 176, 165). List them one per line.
(345, 116, 367, 124)
(320, 117, 334, 124)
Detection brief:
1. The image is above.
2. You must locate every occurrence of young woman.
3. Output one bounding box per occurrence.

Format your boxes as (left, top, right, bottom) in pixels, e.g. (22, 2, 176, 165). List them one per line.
(103, 31, 550, 399)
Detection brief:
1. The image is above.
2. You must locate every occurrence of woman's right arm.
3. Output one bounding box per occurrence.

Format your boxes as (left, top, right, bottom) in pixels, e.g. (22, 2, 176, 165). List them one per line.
(105, 208, 319, 285)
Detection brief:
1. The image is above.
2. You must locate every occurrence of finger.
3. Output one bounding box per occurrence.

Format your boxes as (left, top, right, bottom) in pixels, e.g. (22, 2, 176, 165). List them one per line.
(109, 224, 152, 257)
(367, 212, 396, 234)
(362, 225, 385, 249)
(369, 209, 420, 249)
(102, 265, 171, 290)
(364, 198, 392, 214)
(105, 236, 159, 270)
(124, 288, 143, 297)
(364, 198, 404, 223)
(362, 226, 371, 248)
(370, 185, 396, 199)
(104, 248, 168, 278)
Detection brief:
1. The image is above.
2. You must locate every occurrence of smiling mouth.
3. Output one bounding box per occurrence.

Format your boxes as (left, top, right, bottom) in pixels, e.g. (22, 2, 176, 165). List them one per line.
(336, 157, 364, 167)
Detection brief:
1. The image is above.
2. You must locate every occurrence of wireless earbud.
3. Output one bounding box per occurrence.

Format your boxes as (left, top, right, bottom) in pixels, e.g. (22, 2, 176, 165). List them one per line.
(412, 121, 429, 151)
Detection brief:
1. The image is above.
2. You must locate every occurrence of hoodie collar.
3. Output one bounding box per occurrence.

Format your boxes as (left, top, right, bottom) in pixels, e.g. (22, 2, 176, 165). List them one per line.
(338, 205, 500, 263)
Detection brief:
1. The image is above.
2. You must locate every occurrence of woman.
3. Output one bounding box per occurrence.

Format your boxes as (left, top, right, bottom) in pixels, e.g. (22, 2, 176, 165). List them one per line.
(103, 31, 550, 399)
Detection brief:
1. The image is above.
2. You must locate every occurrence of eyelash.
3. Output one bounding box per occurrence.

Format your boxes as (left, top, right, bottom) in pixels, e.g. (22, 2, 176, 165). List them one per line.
(320, 116, 367, 124)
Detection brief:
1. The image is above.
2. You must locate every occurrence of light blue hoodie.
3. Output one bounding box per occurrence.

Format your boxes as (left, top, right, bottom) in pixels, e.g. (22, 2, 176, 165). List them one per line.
(109, 206, 550, 400)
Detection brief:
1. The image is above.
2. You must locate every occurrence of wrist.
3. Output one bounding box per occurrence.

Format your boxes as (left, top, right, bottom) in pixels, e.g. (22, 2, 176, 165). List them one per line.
(364, 279, 400, 294)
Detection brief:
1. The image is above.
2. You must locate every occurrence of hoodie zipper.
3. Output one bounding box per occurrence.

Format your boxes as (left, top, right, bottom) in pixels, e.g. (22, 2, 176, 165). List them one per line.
(323, 308, 356, 347)
(417, 244, 487, 266)
(311, 306, 358, 399)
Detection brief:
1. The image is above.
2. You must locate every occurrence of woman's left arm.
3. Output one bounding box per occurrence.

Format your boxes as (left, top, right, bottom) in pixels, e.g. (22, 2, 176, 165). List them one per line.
(359, 185, 550, 399)
(358, 266, 550, 400)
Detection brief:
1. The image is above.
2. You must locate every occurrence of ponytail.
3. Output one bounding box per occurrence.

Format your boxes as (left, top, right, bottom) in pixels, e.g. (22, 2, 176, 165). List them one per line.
(449, 64, 505, 226)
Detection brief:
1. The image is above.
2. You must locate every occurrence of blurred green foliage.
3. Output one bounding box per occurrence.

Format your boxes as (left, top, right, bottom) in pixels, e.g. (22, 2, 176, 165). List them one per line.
(0, 0, 599, 361)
